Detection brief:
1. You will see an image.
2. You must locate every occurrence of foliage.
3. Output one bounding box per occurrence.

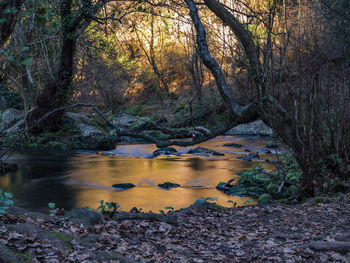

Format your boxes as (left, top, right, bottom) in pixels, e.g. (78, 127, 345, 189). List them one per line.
(96, 200, 120, 215)
(0, 188, 14, 214)
(0, 85, 23, 110)
(48, 202, 56, 215)
(221, 155, 303, 204)
(193, 197, 217, 205)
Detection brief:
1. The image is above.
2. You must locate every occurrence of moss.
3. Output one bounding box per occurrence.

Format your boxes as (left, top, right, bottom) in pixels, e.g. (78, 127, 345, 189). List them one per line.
(53, 232, 74, 247)
(258, 193, 272, 205)
(314, 197, 327, 203)
(276, 199, 289, 205)
(10, 250, 32, 263)
(330, 181, 345, 192)
(213, 204, 229, 211)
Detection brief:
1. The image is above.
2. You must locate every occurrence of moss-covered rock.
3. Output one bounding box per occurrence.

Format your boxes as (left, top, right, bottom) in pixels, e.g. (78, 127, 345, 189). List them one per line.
(153, 147, 177, 156)
(258, 193, 272, 205)
(223, 143, 242, 148)
(188, 147, 224, 156)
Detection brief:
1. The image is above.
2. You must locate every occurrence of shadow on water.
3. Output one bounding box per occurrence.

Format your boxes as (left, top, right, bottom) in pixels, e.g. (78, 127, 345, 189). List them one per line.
(0, 136, 278, 212)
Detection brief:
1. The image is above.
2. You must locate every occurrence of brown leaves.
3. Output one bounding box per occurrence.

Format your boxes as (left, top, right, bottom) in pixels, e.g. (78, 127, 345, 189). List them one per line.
(0, 201, 350, 262)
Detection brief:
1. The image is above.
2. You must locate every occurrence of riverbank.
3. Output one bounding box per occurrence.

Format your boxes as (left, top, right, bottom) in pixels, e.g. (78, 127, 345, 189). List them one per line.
(1, 196, 350, 262)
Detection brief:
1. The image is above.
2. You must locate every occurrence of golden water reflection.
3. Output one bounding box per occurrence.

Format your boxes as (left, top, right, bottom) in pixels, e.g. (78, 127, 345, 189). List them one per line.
(0, 136, 277, 212)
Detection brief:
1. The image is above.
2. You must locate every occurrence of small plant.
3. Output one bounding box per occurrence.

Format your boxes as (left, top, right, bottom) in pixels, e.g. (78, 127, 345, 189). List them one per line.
(48, 202, 57, 215)
(0, 189, 14, 214)
(193, 197, 217, 205)
(96, 200, 120, 217)
(227, 200, 237, 207)
(161, 206, 174, 214)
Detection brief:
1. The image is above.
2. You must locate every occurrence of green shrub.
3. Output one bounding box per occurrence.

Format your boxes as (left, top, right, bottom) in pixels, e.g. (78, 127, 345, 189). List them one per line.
(0, 188, 14, 214)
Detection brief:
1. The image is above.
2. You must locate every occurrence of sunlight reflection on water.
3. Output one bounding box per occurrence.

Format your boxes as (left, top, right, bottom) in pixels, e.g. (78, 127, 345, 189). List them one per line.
(0, 136, 277, 212)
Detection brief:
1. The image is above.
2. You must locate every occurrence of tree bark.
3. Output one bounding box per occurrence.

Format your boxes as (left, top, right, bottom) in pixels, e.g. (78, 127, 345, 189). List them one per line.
(0, 0, 22, 47)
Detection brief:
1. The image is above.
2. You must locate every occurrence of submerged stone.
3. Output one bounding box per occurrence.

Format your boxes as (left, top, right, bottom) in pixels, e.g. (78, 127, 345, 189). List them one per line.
(152, 147, 177, 156)
(223, 143, 242, 148)
(236, 156, 252, 162)
(188, 147, 224, 156)
(112, 183, 135, 190)
(158, 182, 181, 189)
(248, 152, 260, 159)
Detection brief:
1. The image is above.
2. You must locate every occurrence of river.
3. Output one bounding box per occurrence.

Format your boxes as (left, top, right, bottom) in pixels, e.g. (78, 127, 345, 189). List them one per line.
(0, 135, 278, 213)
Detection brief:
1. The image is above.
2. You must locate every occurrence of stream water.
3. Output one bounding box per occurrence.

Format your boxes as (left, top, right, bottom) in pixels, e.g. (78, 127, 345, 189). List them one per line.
(0, 135, 278, 213)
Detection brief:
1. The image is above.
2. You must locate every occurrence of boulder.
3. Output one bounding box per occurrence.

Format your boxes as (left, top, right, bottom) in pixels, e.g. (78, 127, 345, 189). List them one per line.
(112, 183, 135, 190)
(194, 126, 212, 136)
(158, 182, 181, 189)
(67, 207, 104, 225)
(77, 123, 115, 150)
(226, 119, 273, 136)
(188, 147, 224, 156)
(0, 108, 24, 132)
(65, 112, 92, 124)
(64, 112, 116, 150)
(0, 243, 25, 262)
(112, 113, 140, 129)
(2, 119, 25, 135)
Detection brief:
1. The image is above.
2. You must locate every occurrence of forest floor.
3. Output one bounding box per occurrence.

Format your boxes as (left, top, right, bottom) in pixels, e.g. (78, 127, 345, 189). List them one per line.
(1, 197, 350, 263)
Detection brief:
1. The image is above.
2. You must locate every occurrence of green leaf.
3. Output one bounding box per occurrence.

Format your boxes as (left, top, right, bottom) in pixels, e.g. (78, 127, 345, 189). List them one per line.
(4, 192, 13, 199)
(22, 46, 29, 52)
(48, 202, 56, 209)
(165, 206, 174, 210)
(20, 58, 32, 66)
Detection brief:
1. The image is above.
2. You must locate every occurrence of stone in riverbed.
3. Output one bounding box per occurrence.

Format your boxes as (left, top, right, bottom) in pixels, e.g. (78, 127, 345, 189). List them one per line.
(248, 152, 260, 159)
(152, 147, 177, 156)
(236, 156, 252, 162)
(112, 183, 135, 190)
(158, 182, 181, 189)
(223, 143, 242, 148)
(188, 147, 224, 156)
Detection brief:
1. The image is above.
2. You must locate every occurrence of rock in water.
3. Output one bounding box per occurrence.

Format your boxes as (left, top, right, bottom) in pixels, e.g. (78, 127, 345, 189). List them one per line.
(223, 143, 242, 148)
(188, 147, 224, 156)
(152, 147, 177, 156)
(112, 183, 135, 190)
(158, 182, 181, 189)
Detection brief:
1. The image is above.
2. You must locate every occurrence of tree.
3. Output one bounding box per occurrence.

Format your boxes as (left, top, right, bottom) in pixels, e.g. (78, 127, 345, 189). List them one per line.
(27, 0, 111, 133)
(180, 0, 350, 198)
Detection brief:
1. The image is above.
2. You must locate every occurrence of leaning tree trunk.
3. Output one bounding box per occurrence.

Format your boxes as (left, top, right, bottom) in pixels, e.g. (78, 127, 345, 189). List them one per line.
(184, 0, 325, 199)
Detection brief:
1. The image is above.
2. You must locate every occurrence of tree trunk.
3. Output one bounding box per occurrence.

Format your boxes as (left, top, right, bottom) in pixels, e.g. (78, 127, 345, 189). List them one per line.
(184, 0, 330, 198)
(0, 0, 22, 47)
